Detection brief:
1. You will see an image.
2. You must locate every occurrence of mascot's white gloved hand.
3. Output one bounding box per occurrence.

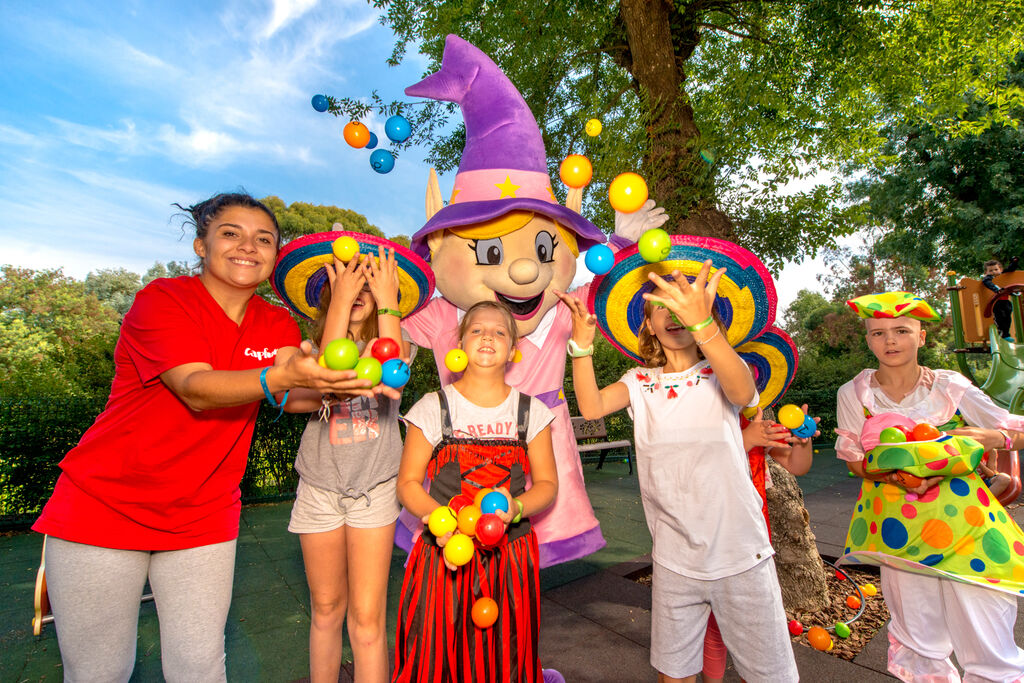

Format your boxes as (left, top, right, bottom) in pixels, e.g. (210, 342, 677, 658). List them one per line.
(613, 199, 669, 244)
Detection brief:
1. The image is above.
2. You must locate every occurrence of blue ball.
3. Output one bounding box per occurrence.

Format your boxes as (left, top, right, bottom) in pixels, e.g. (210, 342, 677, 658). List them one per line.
(480, 491, 510, 515)
(384, 115, 411, 143)
(380, 359, 410, 388)
(370, 149, 395, 174)
(792, 415, 817, 439)
(311, 94, 329, 112)
(365, 131, 378, 150)
(585, 244, 614, 275)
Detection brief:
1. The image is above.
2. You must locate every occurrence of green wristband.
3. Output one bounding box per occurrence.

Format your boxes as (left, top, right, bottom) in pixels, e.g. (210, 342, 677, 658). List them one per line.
(685, 315, 714, 332)
(377, 307, 401, 318)
(512, 498, 524, 524)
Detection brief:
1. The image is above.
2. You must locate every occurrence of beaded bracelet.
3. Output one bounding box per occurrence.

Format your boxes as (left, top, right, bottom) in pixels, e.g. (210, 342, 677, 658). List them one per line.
(693, 326, 721, 346)
(685, 315, 714, 332)
(377, 307, 402, 318)
(259, 367, 290, 422)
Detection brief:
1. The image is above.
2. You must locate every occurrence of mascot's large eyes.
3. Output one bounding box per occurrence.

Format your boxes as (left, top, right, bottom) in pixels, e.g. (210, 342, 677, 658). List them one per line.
(535, 231, 557, 263)
(472, 238, 504, 265)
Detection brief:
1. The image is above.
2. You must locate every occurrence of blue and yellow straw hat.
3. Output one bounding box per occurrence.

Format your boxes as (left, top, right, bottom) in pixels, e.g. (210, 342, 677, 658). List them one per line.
(736, 325, 799, 410)
(271, 230, 434, 321)
(587, 234, 777, 363)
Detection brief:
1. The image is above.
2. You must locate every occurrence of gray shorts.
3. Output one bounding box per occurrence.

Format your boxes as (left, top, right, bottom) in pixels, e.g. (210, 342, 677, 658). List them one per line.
(288, 477, 400, 534)
(651, 558, 798, 681)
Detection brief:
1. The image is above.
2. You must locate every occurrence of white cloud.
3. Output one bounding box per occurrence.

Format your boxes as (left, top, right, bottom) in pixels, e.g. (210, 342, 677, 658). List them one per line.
(262, 0, 322, 39)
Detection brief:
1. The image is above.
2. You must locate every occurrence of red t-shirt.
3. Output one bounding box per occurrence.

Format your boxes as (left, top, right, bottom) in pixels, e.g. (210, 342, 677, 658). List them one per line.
(33, 276, 301, 550)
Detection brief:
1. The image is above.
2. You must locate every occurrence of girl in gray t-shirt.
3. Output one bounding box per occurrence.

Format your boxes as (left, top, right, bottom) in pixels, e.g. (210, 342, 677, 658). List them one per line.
(283, 246, 411, 683)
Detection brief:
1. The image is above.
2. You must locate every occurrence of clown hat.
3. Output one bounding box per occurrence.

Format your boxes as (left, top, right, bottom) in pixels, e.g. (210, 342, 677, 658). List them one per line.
(405, 35, 606, 260)
(736, 326, 799, 410)
(587, 234, 777, 363)
(271, 230, 434, 321)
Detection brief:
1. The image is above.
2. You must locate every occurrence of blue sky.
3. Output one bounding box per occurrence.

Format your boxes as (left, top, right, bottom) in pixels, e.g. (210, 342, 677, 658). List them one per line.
(0, 0, 820, 309)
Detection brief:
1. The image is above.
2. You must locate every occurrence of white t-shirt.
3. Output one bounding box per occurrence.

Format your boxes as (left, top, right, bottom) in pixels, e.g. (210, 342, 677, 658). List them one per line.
(404, 385, 555, 448)
(620, 361, 772, 580)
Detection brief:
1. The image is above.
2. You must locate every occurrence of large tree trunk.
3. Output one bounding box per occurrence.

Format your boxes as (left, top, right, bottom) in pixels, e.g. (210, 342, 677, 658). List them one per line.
(618, 0, 735, 241)
(766, 458, 831, 611)
(618, 0, 830, 609)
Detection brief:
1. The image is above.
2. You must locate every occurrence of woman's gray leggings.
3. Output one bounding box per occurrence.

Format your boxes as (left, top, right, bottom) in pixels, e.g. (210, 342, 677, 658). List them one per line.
(44, 536, 236, 682)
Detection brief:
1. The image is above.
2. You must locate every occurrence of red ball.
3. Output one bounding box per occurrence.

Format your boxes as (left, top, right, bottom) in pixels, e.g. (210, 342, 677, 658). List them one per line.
(475, 513, 506, 547)
(787, 619, 803, 636)
(471, 597, 499, 629)
(834, 570, 846, 581)
(371, 337, 401, 363)
(448, 493, 473, 514)
(911, 423, 941, 441)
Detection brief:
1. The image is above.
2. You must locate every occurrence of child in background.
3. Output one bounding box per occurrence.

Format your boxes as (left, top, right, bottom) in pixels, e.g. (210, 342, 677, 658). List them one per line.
(557, 261, 798, 683)
(393, 300, 562, 683)
(981, 257, 1018, 340)
(976, 451, 1012, 498)
(283, 245, 412, 683)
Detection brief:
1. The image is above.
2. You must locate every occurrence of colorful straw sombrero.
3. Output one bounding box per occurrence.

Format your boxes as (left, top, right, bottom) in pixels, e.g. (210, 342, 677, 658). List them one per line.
(736, 325, 799, 410)
(587, 234, 777, 363)
(271, 230, 434, 321)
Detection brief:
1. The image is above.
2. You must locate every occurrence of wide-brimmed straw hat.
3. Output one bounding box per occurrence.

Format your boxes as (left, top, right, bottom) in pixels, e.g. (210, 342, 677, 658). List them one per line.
(271, 230, 434, 321)
(736, 325, 799, 410)
(587, 234, 777, 363)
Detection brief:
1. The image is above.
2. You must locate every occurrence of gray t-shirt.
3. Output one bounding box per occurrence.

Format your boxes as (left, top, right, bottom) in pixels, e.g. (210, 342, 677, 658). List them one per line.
(294, 337, 416, 498)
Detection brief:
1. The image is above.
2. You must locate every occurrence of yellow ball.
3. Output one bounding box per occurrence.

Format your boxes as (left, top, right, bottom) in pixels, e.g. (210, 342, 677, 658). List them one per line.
(428, 506, 457, 537)
(512, 348, 523, 363)
(559, 154, 593, 189)
(777, 404, 805, 430)
(585, 118, 602, 136)
(861, 583, 877, 597)
(332, 236, 360, 262)
(318, 354, 327, 368)
(608, 172, 648, 213)
(445, 348, 468, 373)
(443, 533, 475, 567)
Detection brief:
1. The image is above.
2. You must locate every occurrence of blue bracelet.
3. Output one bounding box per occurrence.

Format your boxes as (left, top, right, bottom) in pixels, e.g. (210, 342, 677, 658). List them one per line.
(259, 367, 290, 421)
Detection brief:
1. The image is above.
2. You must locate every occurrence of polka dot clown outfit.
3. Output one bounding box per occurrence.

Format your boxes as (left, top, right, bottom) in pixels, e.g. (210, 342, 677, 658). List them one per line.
(836, 292, 1024, 682)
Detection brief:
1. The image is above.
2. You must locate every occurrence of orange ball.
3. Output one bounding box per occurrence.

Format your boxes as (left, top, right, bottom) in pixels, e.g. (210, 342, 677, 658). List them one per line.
(911, 423, 941, 441)
(471, 597, 499, 629)
(559, 154, 593, 189)
(894, 471, 923, 488)
(806, 626, 833, 651)
(473, 488, 491, 509)
(608, 172, 649, 213)
(847, 594, 862, 610)
(343, 121, 371, 148)
(457, 505, 482, 537)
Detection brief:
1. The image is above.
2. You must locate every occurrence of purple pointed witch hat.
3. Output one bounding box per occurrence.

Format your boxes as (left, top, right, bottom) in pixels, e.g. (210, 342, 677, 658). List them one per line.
(406, 34, 605, 260)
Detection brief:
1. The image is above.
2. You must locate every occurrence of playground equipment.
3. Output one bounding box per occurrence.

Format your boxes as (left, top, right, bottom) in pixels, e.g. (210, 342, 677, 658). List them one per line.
(945, 271, 1022, 505)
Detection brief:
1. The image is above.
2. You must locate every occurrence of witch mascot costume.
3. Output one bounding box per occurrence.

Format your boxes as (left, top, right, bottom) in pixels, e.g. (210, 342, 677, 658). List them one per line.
(398, 35, 668, 566)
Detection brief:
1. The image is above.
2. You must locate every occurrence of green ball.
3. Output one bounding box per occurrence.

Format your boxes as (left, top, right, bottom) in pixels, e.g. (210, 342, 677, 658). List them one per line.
(638, 228, 672, 263)
(834, 622, 851, 638)
(878, 427, 907, 444)
(354, 357, 383, 386)
(323, 338, 360, 370)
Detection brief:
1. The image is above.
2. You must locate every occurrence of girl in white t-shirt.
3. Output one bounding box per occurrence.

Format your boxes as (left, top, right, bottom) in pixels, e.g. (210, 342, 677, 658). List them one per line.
(393, 300, 563, 683)
(557, 262, 798, 683)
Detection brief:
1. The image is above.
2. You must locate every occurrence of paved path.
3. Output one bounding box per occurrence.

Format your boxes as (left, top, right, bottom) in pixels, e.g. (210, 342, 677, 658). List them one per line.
(3, 451, 1022, 681)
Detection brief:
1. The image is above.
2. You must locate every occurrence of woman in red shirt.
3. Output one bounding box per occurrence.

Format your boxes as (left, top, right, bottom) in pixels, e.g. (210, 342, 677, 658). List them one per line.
(33, 192, 393, 682)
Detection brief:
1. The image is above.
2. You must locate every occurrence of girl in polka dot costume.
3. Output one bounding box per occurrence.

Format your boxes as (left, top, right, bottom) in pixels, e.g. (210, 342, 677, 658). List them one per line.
(836, 292, 1024, 682)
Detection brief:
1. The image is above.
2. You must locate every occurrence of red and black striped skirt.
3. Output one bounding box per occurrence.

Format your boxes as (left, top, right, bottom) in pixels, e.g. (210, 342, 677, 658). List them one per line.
(393, 530, 542, 682)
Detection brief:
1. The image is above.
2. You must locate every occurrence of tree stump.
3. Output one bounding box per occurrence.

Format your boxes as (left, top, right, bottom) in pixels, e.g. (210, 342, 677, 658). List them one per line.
(767, 458, 830, 612)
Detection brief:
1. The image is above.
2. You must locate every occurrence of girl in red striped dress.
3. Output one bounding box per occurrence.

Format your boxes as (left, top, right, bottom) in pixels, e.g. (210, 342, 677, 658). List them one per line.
(393, 301, 562, 683)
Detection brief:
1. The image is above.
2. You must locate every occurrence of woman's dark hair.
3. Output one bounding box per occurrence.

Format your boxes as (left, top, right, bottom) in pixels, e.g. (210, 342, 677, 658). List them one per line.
(175, 192, 281, 248)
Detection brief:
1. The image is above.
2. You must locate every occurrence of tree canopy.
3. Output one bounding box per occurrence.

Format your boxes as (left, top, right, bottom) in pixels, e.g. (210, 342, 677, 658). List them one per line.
(850, 53, 1024, 276)
(340, 0, 1024, 271)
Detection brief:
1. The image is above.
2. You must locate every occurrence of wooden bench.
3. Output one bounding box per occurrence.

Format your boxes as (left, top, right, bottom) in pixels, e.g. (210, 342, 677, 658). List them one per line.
(571, 416, 635, 474)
